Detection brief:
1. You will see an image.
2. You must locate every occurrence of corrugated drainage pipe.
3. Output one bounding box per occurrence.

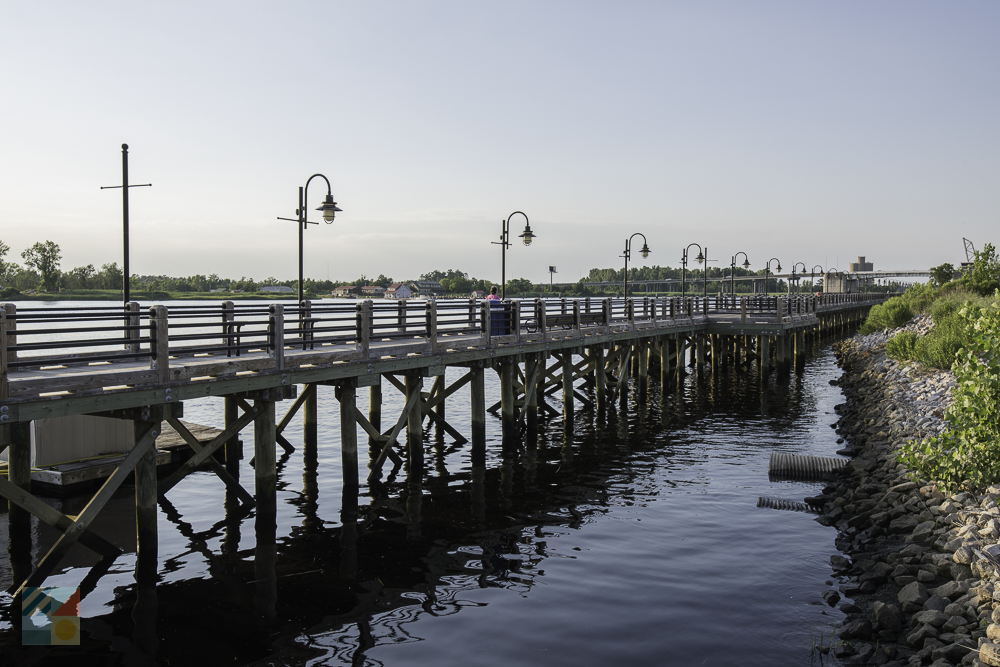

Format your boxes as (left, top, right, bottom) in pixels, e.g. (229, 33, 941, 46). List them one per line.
(768, 451, 847, 482)
(756, 496, 821, 514)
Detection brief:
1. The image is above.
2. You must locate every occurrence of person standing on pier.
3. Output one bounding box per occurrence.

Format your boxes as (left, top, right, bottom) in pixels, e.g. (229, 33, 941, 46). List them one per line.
(486, 286, 501, 300)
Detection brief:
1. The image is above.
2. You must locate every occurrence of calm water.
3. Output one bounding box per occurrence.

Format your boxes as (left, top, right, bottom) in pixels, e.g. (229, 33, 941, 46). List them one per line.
(0, 300, 847, 666)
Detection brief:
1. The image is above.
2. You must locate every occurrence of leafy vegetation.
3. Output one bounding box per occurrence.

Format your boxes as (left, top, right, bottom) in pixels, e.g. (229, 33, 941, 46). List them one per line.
(898, 301, 1000, 491)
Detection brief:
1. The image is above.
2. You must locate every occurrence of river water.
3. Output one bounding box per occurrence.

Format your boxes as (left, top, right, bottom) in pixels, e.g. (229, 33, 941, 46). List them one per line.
(0, 301, 850, 666)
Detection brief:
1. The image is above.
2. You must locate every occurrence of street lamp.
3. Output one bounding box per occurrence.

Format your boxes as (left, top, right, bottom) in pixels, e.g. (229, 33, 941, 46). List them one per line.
(790, 262, 806, 294)
(277, 173, 342, 303)
(809, 265, 824, 294)
(730, 252, 750, 298)
(764, 258, 782, 295)
(491, 211, 535, 299)
(681, 243, 705, 297)
(620, 233, 650, 298)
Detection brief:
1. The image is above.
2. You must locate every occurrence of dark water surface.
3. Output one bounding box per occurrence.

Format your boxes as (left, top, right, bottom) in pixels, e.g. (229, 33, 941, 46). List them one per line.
(1, 303, 850, 666)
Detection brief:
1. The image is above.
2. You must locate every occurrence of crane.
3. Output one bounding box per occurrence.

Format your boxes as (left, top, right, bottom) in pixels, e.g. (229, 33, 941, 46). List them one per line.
(964, 238, 976, 263)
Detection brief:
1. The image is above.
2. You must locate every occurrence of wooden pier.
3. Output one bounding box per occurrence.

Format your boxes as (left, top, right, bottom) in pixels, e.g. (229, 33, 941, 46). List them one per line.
(0, 294, 879, 610)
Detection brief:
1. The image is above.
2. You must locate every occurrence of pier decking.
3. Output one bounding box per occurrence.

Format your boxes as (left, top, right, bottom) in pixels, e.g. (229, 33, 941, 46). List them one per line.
(0, 293, 880, 603)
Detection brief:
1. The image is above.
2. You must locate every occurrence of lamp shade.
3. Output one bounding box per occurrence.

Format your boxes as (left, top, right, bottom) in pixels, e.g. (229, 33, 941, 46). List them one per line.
(640, 243, 650, 259)
(316, 194, 342, 223)
(519, 223, 535, 246)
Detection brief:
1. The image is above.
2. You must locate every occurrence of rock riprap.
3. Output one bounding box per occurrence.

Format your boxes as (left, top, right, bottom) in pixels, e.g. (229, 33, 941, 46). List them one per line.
(817, 316, 1000, 666)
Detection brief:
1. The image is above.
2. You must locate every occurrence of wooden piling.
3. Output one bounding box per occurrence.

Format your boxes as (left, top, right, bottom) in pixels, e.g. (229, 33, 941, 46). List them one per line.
(594, 346, 607, 413)
(339, 385, 358, 488)
(304, 382, 317, 453)
(405, 374, 423, 462)
(562, 351, 574, 419)
(368, 379, 382, 459)
(470, 365, 486, 450)
(224, 396, 241, 476)
(500, 360, 516, 443)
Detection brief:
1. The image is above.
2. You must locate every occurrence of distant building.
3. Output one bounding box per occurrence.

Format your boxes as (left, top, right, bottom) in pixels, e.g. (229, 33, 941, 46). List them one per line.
(384, 283, 412, 299)
(471, 290, 487, 299)
(849, 256, 874, 272)
(260, 285, 294, 293)
(332, 285, 360, 297)
(410, 280, 444, 297)
(360, 285, 385, 297)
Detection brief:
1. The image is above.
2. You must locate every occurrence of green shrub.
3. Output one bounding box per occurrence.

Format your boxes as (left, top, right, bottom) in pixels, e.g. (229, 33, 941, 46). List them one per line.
(898, 302, 1000, 491)
(899, 283, 938, 314)
(886, 331, 919, 361)
(859, 297, 913, 334)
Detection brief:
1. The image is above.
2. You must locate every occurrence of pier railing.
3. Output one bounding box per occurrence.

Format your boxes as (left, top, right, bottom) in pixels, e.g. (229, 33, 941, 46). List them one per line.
(0, 293, 883, 401)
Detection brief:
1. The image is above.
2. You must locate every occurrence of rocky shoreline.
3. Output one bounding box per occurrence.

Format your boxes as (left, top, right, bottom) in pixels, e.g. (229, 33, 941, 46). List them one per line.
(817, 314, 1000, 666)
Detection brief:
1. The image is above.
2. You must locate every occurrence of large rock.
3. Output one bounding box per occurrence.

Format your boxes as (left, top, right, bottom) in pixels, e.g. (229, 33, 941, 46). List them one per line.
(906, 622, 939, 647)
(931, 580, 971, 601)
(839, 619, 873, 641)
(981, 641, 1000, 667)
(911, 609, 949, 628)
(899, 581, 929, 607)
(924, 595, 949, 612)
(890, 514, 920, 533)
(989, 624, 1000, 643)
(874, 601, 903, 632)
(942, 615, 967, 633)
(953, 545, 976, 564)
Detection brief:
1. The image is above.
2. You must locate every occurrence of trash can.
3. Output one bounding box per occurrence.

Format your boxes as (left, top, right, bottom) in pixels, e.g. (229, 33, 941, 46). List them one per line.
(489, 300, 508, 336)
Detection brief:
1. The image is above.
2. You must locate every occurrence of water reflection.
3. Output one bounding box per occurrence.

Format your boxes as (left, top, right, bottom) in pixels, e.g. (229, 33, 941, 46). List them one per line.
(0, 334, 848, 666)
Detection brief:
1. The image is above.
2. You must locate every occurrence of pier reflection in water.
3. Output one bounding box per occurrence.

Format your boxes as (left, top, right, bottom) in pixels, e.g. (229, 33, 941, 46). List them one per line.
(0, 336, 848, 666)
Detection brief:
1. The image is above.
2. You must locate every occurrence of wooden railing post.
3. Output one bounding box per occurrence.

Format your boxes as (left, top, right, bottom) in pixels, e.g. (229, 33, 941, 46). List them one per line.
(358, 301, 371, 358)
(397, 299, 407, 334)
(468, 298, 476, 330)
(0, 309, 8, 401)
(741, 296, 747, 324)
(627, 298, 635, 331)
(222, 300, 236, 357)
(425, 299, 438, 353)
(602, 298, 612, 329)
(537, 299, 547, 341)
(300, 299, 313, 350)
(511, 300, 521, 343)
(150, 305, 170, 384)
(481, 301, 491, 346)
(573, 298, 581, 332)
(269, 304, 285, 371)
(584, 297, 591, 314)
(126, 301, 141, 353)
(3, 304, 15, 366)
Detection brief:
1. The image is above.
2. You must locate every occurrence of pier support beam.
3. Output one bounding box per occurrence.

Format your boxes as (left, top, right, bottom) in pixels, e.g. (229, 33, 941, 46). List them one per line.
(133, 415, 159, 657)
(304, 382, 318, 453)
(470, 365, 486, 450)
(338, 385, 358, 489)
(525, 355, 539, 441)
(594, 347, 607, 414)
(6, 422, 32, 591)
(562, 351, 574, 420)
(406, 374, 424, 463)
(500, 360, 516, 445)
(253, 399, 277, 624)
(224, 397, 241, 477)
(368, 380, 382, 460)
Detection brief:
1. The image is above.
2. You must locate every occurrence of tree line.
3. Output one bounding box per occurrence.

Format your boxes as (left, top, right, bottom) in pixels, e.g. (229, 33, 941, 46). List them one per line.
(1, 238, 811, 298)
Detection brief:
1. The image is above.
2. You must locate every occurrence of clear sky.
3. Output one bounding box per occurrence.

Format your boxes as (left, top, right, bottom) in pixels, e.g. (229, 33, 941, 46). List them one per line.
(2, 1, 997, 285)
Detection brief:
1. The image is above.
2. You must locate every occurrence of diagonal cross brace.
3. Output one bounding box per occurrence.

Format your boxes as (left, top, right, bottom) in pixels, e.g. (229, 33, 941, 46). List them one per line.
(367, 387, 422, 483)
(161, 416, 256, 507)
(15, 422, 160, 595)
(159, 406, 258, 495)
(0, 477, 121, 560)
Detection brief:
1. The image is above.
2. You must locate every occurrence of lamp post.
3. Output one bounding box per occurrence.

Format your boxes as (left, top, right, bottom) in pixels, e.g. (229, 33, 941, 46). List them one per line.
(100, 144, 152, 305)
(277, 174, 342, 304)
(681, 243, 704, 297)
(730, 252, 750, 298)
(620, 233, 650, 298)
(790, 262, 806, 294)
(810, 265, 824, 294)
(491, 211, 535, 299)
(764, 258, 782, 296)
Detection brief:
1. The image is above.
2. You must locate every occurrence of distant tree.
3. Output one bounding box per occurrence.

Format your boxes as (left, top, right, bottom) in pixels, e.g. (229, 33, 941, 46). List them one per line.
(963, 243, 1000, 296)
(96, 262, 124, 290)
(929, 263, 955, 288)
(21, 240, 61, 290)
(505, 277, 534, 296)
(64, 264, 96, 289)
